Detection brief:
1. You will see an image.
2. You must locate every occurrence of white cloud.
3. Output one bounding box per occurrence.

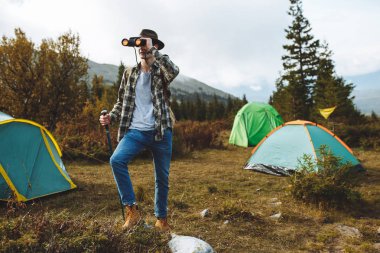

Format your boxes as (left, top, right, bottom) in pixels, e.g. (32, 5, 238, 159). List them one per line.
(1, 0, 379, 101)
(249, 85, 262, 92)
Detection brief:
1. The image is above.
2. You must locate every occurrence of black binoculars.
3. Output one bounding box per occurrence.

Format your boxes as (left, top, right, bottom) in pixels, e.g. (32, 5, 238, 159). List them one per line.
(121, 37, 146, 47)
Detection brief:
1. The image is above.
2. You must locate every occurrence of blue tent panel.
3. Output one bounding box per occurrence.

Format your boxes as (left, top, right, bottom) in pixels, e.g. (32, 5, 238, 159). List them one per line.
(0, 115, 76, 201)
(307, 125, 360, 166)
(244, 120, 362, 176)
(246, 125, 315, 170)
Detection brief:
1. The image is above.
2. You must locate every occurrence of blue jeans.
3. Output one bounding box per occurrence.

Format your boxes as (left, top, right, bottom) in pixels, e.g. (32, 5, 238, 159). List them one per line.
(110, 128, 172, 218)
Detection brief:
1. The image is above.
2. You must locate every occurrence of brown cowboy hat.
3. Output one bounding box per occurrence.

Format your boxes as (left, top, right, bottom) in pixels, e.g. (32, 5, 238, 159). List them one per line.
(140, 29, 165, 50)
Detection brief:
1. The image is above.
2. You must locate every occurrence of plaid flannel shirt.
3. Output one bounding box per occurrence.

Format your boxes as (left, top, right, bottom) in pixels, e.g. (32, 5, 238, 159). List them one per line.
(110, 48, 179, 141)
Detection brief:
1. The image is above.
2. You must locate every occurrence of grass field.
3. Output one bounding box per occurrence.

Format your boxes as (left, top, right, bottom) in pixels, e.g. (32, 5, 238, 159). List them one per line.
(1, 146, 379, 252)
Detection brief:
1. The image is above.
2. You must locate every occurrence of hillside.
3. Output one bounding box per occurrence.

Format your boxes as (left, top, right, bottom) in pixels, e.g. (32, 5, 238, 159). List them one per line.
(88, 60, 380, 114)
(347, 70, 380, 114)
(88, 60, 234, 102)
(88, 60, 119, 84)
(353, 89, 380, 115)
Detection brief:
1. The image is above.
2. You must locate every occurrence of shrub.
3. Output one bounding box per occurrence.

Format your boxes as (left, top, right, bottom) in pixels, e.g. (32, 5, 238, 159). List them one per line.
(335, 122, 380, 150)
(172, 120, 228, 157)
(288, 145, 363, 209)
(0, 210, 170, 253)
(54, 121, 113, 162)
(54, 119, 230, 162)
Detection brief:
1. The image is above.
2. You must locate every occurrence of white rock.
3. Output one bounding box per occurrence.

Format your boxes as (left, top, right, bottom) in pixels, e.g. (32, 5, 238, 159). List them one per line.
(223, 220, 229, 225)
(269, 212, 282, 220)
(143, 222, 153, 229)
(200, 209, 209, 218)
(270, 202, 282, 206)
(377, 227, 380, 235)
(256, 188, 261, 192)
(269, 198, 278, 203)
(335, 224, 362, 238)
(169, 234, 214, 253)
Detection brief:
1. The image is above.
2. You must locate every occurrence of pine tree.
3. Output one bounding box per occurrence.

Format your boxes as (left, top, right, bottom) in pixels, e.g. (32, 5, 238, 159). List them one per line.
(311, 42, 362, 124)
(91, 74, 104, 101)
(194, 93, 206, 121)
(106, 61, 126, 102)
(114, 61, 125, 88)
(242, 94, 248, 104)
(272, 0, 319, 120)
(171, 96, 181, 120)
(271, 77, 294, 121)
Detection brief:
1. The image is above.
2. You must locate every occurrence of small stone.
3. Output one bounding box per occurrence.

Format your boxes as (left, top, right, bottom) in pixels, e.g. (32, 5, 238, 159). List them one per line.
(200, 209, 209, 218)
(223, 220, 229, 225)
(256, 188, 261, 192)
(269, 198, 278, 202)
(270, 212, 282, 220)
(143, 222, 153, 229)
(271, 201, 282, 206)
(377, 227, 380, 235)
(373, 243, 380, 251)
(335, 224, 362, 238)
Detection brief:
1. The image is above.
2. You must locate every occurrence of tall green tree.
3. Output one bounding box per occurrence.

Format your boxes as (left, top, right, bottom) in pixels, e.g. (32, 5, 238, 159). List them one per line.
(270, 77, 294, 121)
(170, 96, 181, 120)
(115, 61, 125, 87)
(272, 0, 319, 120)
(194, 93, 206, 121)
(91, 74, 104, 101)
(311, 42, 362, 124)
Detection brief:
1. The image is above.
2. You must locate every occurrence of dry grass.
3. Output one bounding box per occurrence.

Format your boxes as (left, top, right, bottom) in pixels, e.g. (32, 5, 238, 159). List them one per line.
(1, 147, 379, 252)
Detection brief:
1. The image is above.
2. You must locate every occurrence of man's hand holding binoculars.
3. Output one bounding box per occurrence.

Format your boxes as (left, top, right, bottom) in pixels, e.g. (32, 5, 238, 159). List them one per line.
(139, 37, 157, 65)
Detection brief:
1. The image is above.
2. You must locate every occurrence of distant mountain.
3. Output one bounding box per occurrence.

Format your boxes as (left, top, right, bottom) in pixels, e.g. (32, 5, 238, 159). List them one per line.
(346, 70, 380, 90)
(170, 74, 233, 102)
(346, 70, 380, 114)
(88, 60, 234, 102)
(88, 60, 380, 114)
(88, 60, 119, 84)
(352, 89, 380, 115)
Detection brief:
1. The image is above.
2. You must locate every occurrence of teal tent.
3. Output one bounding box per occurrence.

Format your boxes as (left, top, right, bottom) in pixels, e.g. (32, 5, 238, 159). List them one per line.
(0, 112, 76, 201)
(229, 102, 283, 147)
(244, 120, 362, 176)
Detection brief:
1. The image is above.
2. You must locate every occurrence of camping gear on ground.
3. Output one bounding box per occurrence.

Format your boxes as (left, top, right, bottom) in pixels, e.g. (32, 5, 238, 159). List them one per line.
(244, 120, 362, 176)
(0, 111, 76, 201)
(168, 234, 214, 253)
(229, 102, 284, 147)
(100, 109, 125, 220)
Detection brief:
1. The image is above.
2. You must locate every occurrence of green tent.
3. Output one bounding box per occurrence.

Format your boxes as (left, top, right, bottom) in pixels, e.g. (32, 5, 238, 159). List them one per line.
(244, 120, 363, 176)
(229, 102, 284, 147)
(0, 111, 76, 201)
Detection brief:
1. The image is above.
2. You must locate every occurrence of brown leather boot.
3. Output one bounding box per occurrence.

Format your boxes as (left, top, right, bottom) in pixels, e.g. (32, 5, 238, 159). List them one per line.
(155, 217, 171, 232)
(122, 205, 141, 230)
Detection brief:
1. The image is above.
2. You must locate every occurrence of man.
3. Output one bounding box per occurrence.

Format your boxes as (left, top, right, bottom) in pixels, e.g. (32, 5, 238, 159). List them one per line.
(99, 29, 179, 232)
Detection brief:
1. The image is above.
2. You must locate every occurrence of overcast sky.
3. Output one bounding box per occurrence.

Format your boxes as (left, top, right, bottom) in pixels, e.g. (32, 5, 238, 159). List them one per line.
(1, 0, 379, 101)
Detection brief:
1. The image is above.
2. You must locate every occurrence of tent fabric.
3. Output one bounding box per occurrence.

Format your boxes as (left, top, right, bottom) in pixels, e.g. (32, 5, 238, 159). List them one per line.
(244, 120, 362, 176)
(229, 102, 284, 147)
(0, 111, 13, 121)
(0, 112, 76, 201)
